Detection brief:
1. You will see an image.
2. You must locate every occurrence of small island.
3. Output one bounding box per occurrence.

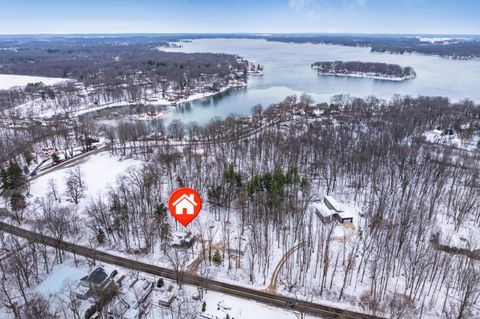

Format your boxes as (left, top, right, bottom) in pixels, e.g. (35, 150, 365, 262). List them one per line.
(312, 61, 416, 81)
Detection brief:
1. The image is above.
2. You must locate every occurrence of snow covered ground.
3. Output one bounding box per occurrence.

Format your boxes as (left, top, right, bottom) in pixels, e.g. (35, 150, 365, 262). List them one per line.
(13, 251, 313, 319)
(198, 290, 316, 319)
(434, 213, 480, 250)
(423, 129, 480, 151)
(34, 262, 90, 297)
(0, 74, 69, 90)
(28, 152, 144, 213)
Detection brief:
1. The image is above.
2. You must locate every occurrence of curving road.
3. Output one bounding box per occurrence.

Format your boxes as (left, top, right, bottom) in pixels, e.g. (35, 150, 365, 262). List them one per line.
(0, 222, 384, 319)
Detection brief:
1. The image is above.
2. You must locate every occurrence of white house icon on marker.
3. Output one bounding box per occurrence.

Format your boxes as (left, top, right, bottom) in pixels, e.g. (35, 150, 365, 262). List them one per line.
(172, 194, 198, 215)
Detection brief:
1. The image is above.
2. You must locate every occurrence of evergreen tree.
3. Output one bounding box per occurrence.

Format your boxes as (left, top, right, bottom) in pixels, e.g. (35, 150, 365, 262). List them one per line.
(52, 152, 61, 164)
(8, 161, 26, 191)
(161, 224, 171, 241)
(1, 162, 27, 212)
(157, 278, 164, 288)
(212, 250, 222, 266)
(155, 203, 168, 219)
(176, 175, 185, 187)
(0, 167, 8, 191)
(10, 192, 26, 211)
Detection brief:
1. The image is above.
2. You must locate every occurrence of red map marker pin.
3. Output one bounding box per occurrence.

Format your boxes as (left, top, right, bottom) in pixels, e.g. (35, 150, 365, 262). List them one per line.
(168, 188, 202, 227)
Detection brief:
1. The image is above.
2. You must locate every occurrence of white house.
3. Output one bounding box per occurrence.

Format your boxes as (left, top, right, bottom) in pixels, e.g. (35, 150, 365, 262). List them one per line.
(322, 195, 354, 224)
(324, 195, 343, 213)
(310, 201, 335, 223)
(172, 194, 198, 215)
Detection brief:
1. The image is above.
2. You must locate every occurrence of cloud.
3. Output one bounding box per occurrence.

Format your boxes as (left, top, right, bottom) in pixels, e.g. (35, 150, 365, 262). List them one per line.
(289, 0, 315, 10)
(355, 0, 366, 7)
(289, 0, 367, 11)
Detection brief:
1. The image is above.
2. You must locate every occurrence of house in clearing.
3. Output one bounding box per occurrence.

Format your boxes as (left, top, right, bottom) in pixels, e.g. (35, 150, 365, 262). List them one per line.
(171, 231, 196, 248)
(324, 195, 354, 224)
(311, 201, 335, 223)
(313, 195, 354, 224)
(156, 285, 176, 308)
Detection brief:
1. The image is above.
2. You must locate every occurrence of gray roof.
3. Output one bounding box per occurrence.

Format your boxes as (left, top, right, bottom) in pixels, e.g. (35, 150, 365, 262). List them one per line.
(81, 267, 108, 285)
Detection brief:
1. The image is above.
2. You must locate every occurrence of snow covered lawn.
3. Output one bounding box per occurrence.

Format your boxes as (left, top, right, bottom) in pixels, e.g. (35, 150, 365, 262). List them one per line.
(0, 74, 69, 90)
(28, 152, 144, 213)
(34, 262, 90, 297)
(199, 290, 316, 319)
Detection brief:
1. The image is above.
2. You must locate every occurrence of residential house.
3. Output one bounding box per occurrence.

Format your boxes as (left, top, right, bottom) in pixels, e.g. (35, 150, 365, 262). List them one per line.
(314, 196, 354, 224)
(77, 267, 111, 300)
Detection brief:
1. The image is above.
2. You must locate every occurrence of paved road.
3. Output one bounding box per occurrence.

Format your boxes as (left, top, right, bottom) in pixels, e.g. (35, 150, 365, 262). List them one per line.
(30, 145, 110, 181)
(0, 222, 384, 319)
(28, 119, 280, 181)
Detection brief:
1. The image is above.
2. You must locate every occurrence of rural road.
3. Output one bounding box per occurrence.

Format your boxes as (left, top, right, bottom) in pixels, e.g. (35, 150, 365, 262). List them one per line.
(0, 222, 384, 319)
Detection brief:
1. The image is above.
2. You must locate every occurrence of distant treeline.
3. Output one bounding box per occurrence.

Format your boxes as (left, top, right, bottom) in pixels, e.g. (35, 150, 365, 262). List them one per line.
(312, 61, 416, 79)
(264, 35, 480, 59)
(2, 34, 479, 60)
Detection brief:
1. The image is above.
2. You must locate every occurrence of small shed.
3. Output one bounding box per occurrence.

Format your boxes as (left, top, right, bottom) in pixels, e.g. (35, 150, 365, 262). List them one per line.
(335, 211, 354, 224)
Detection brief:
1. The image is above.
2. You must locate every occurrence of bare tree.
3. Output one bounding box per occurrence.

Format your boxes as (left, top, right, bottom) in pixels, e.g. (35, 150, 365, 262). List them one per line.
(65, 166, 86, 204)
(166, 246, 190, 288)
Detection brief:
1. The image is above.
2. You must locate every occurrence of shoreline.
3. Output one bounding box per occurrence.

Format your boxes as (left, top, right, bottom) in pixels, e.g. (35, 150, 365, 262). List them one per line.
(75, 81, 248, 119)
(313, 70, 416, 82)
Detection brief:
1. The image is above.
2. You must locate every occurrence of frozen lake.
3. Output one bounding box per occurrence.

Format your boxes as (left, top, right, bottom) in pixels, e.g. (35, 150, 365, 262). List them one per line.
(90, 38, 480, 127)
(161, 38, 480, 124)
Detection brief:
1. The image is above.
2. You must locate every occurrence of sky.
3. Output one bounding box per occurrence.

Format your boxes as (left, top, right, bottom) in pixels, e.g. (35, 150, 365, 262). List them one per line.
(0, 0, 478, 35)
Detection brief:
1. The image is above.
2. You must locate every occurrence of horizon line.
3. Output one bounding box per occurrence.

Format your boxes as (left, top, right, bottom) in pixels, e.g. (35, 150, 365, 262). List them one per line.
(0, 32, 479, 37)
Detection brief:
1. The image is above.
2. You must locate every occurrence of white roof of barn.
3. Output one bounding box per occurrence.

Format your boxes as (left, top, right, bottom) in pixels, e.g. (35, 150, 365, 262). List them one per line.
(338, 211, 354, 219)
(324, 195, 344, 212)
(310, 201, 335, 217)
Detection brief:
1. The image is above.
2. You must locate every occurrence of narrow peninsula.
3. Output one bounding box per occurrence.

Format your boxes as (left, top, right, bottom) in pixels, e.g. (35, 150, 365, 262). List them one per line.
(312, 61, 417, 81)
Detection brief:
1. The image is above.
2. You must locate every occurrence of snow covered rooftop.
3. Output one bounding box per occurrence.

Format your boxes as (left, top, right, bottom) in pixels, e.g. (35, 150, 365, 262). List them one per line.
(338, 211, 354, 219)
(310, 201, 335, 217)
(324, 195, 344, 212)
(80, 267, 108, 286)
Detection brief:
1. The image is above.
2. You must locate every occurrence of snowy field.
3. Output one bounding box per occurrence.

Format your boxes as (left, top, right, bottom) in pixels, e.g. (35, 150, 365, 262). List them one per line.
(28, 152, 144, 213)
(198, 290, 316, 319)
(0, 74, 68, 90)
(34, 262, 90, 297)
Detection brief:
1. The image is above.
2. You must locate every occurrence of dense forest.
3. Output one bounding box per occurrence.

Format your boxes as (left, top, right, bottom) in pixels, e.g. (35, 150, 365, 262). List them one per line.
(264, 35, 480, 59)
(312, 61, 416, 79)
(0, 93, 480, 318)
